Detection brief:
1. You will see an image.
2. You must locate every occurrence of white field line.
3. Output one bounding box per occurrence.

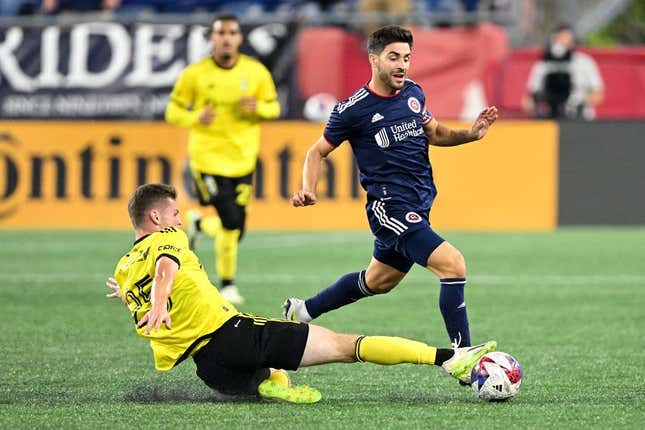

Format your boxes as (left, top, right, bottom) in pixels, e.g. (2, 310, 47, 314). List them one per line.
(0, 233, 371, 254)
(0, 273, 644, 285)
(238, 234, 371, 249)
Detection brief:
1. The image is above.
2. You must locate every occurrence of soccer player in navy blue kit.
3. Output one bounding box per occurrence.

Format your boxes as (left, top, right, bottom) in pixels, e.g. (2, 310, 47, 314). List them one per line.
(284, 25, 498, 366)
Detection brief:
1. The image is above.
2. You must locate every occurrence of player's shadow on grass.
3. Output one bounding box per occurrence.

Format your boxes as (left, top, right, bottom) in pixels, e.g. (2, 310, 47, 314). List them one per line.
(124, 383, 259, 403)
(124, 383, 480, 404)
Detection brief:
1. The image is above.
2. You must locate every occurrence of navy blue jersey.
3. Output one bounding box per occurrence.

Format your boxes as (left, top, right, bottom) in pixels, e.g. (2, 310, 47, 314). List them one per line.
(324, 80, 437, 210)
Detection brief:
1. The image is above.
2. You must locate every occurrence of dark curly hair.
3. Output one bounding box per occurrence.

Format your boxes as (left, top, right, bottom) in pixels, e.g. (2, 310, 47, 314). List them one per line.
(367, 25, 413, 55)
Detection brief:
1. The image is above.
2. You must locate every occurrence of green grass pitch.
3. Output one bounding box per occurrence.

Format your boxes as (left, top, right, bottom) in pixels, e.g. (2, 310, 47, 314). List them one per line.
(1, 228, 644, 429)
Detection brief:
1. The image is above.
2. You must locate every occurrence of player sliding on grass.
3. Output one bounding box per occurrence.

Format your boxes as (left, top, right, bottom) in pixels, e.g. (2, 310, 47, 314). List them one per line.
(107, 183, 496, 403)
(285, 25, 499, 355)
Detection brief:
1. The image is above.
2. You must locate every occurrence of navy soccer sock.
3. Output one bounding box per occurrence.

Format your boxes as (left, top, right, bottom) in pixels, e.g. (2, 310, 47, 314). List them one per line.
(439, 278, 471, 347)
(305, 270, 373, 319)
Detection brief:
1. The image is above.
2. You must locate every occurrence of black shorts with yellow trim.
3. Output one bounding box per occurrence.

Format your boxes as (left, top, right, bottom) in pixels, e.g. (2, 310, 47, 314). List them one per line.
(192, 314, 309, 395)
(192, 171, 253, 207)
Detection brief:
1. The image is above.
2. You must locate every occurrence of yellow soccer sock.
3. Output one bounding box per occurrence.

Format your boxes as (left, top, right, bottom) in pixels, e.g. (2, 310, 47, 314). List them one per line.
(215, 227, 241, 281)
(355, 336, 437, 365)
(199, 215, 221, 238)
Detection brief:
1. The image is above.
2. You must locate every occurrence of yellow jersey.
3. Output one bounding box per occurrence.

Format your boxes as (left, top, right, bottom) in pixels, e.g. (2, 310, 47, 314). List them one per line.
(165, 54, 280, 177)
(113, 227, 238, 370)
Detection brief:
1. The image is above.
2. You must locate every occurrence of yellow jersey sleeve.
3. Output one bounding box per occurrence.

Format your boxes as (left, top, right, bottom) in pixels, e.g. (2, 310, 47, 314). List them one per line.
(254, 63, 280, 120)
(165, 67, 200, 127)
(148, 227, 188, 269)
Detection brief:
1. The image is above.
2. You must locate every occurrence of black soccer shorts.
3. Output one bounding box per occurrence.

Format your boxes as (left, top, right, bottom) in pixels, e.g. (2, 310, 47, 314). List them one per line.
(192, 171, 253, 232)
(192, 314, 309, 395)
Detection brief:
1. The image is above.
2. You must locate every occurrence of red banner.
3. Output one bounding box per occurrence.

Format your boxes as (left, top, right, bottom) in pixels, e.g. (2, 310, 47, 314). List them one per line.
(297, 24, 510, 120)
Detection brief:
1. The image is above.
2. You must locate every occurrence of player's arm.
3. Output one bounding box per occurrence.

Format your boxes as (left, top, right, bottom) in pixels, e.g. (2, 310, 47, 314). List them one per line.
(250, 96, 280, 119)
(424, 107, 498, 147)
(137, 256, 178, 334)
(240, 65, 280, 119)
(292, 136, 337, 207)
(165, 68, 214, 127)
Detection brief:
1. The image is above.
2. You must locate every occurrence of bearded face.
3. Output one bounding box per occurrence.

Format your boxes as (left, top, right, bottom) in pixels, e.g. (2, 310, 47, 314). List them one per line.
(371, 42, 411, 93)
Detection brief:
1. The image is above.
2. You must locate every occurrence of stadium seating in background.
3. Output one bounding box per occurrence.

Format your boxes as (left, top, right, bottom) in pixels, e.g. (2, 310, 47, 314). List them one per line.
(0, 0, 39, 15)
(116, 0, 274, 15)
(0, 0, 300, 16)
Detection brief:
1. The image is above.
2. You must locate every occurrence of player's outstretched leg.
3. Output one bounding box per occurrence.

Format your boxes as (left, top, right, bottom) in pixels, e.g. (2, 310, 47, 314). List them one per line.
(300, 325, 495, 386)
(283, 270, 373, 322)
(284, 261, 406, 322)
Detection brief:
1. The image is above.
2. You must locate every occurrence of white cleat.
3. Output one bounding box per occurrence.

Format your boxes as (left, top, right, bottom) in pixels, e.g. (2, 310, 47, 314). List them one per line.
(219, 285, 245, 305)
(282, 298, 312, 323)
(185, 209, 202, 250)
(442, 340, 497, 384)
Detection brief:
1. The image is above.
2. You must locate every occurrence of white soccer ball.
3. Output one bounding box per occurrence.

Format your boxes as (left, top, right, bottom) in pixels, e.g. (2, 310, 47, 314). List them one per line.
(471, 351, 523, 401)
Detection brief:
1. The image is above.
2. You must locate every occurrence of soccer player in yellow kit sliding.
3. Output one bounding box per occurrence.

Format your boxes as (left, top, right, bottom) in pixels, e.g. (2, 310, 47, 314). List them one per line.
(107, 183, 497, 403)
(165, 14, 280, 305)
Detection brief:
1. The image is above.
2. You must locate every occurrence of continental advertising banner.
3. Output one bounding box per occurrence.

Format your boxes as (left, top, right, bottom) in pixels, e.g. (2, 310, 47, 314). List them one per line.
(0, 21, 295, 119)
(0, 122, 188, 228)
(0, 120, 557, 230)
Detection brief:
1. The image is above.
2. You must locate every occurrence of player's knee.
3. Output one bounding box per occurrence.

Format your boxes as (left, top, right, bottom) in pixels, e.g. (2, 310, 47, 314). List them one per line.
(220, 216, 241, 231)
(219, 210, 245, 231)
(365, 271, 401, 294)
(430, 248, 467, 279)
(338, 334, 359, 363)
(450, 250, 467, 278)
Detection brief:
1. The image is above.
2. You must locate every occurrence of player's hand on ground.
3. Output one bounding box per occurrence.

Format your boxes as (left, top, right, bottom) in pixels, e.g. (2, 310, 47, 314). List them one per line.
(198, 105, 215, 125)
(291, 190, 317, 207)
(239, 96, 257, 113)
(471, 106, 499, 139)
(138, 306, 171, 334)
(105, 277, 122, 300)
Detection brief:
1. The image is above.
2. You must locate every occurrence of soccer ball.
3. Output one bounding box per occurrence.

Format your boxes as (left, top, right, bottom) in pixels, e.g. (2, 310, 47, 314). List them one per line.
(471, 351, 523, 401)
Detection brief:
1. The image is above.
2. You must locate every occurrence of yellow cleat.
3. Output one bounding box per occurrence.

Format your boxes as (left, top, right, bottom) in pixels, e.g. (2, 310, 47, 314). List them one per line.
(442, 340, 497, 384)
(258, 379, 321, 404)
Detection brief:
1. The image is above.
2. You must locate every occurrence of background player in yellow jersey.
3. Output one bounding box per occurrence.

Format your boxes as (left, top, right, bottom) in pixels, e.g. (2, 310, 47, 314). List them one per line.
(106, 183, 496, 403)
(165, 14, 280, 305)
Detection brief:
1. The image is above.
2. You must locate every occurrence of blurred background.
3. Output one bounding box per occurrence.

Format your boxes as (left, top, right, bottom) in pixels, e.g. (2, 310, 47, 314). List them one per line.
(1, 0, 644, 230)
(3, 4, 644, 426)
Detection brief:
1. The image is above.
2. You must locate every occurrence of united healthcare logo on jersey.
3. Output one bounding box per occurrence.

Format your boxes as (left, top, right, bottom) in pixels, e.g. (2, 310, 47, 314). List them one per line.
(374, 118, 424, 148)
